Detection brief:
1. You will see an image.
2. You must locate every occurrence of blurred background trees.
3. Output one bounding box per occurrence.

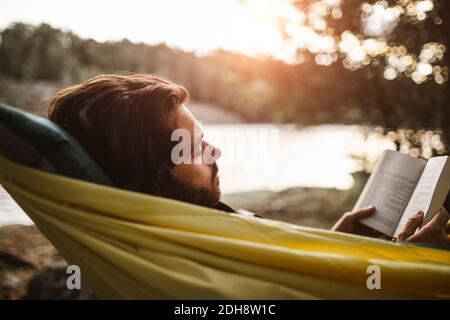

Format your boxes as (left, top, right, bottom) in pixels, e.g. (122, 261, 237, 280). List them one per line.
(0, 1, 448, 158)
(275, 0, 449, 157)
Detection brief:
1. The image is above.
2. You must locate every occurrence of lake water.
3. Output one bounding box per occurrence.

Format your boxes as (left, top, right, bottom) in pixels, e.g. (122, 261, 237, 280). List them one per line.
(0, 124, 395, 226)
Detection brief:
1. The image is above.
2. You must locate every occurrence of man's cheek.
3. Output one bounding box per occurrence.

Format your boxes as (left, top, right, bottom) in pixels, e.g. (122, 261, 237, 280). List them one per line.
(189, 166, 211, 186)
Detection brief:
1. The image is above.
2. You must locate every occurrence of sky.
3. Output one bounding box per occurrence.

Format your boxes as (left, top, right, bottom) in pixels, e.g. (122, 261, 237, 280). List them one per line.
(0, 0, 287, 57)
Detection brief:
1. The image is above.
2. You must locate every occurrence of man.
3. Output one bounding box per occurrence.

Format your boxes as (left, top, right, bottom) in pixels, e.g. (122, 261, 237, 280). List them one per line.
(48, 73, 450, 247)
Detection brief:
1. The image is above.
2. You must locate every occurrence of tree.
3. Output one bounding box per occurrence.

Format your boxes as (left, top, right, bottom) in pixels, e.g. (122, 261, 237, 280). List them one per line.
(271, 0, 449, 152)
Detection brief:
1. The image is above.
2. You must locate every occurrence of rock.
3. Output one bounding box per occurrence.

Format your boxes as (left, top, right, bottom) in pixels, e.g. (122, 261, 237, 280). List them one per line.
(23, 266, 96, 300)
(0, 225, 96, 299)
(0, 272, 22, 299)
(0, 251, 35, 270)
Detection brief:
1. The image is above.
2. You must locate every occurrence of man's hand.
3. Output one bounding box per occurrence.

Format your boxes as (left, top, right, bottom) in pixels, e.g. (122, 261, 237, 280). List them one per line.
(396, 207, 450, 246)
(332, 206, 383, 237)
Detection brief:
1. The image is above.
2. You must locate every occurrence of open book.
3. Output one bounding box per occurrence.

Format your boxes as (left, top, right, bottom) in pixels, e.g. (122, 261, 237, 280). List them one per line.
(353, 150, 450, 237)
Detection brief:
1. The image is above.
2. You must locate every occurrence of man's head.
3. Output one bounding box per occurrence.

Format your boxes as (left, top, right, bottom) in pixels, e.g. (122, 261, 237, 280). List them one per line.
(48, 74, 222, 207)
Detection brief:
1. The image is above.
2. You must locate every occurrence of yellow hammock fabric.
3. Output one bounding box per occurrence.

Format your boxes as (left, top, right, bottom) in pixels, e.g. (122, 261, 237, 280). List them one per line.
(1, 155, 450, 300)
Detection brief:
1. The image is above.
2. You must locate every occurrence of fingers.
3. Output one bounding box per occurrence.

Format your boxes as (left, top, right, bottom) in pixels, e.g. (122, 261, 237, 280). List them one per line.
(426, 207, 450, 229)
(397, 211, 423, 241)
(349, 205, 376, 219)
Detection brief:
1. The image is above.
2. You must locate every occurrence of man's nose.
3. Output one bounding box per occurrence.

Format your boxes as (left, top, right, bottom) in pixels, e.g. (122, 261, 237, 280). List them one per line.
(204, 141, 221, 163)
(212, 145, 222, 161)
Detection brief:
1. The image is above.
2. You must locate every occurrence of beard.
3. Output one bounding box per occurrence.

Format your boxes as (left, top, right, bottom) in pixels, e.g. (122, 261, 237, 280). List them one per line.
(158, 162, 221, 208)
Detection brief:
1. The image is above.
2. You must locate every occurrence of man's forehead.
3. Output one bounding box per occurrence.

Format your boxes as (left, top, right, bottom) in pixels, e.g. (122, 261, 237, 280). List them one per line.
(178, 104, 203, 139)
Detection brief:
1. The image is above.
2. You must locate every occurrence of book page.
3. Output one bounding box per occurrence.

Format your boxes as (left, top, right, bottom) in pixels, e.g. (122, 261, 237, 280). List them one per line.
(393, 156, 450, 237)
(354, 150, 426, 236)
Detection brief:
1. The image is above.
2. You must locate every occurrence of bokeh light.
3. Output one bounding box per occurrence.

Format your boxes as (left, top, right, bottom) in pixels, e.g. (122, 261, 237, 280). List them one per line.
(275, 0, 447, 84)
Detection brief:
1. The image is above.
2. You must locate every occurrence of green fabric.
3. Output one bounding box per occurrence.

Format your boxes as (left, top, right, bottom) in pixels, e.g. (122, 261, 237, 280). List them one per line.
(0, 104, 114, 187)
(0, 123, 57, 173)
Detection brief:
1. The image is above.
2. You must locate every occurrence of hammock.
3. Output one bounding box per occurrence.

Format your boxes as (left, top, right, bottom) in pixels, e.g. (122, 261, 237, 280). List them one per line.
(1, 155, 450, 299)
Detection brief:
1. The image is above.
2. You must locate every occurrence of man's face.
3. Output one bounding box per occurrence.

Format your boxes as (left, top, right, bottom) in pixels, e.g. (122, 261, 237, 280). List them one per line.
(167, 105, 222, 207)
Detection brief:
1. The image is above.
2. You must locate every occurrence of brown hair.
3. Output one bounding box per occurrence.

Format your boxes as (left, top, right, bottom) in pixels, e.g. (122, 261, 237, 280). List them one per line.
(48, 73, 189, 194)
